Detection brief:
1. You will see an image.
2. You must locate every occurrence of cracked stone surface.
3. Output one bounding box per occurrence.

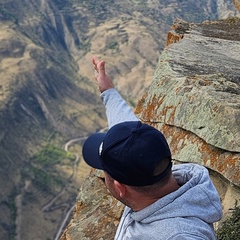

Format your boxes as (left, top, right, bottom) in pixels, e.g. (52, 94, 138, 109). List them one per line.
(136, 18, 240, 185)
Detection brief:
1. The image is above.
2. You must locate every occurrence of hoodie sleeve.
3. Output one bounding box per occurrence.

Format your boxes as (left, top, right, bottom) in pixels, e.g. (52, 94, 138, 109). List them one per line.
(101, 88, 138, 128)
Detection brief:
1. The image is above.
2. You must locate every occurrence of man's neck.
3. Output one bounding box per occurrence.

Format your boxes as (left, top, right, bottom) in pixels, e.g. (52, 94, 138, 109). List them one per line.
(129, 175, 180, 211)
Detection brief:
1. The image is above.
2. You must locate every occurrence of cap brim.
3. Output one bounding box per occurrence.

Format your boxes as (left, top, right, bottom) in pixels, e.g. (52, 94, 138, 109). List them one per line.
(82, 132, 106, 169)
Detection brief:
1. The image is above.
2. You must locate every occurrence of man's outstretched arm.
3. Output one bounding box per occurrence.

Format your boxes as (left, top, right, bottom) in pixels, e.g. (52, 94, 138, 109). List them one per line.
(92, 56, 138, 128)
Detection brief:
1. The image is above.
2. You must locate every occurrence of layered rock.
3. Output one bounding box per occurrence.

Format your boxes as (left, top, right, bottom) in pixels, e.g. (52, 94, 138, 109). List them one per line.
(61, 17, 240, 239)
(135, 17, 240, 222)
(60, 170, 124, 240)
(234, 0, 240, 11)
(137, 18, 240, 184)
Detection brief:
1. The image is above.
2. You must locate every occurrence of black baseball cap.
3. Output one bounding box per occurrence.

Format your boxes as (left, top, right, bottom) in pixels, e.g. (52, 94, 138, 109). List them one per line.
(82, 121, 172, 186)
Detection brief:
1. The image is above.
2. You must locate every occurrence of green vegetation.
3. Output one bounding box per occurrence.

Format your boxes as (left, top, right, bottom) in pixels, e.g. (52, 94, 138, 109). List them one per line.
(21, 144, 75, 192)
(31, 166, 64, 192)
(217, 207, 240, 240)
(107, 40, 119, 50)
(104, 40, 120, 54)
(53, 0, 73, 10)
(31, 144, 74, 167)
(1, 189, 18, 240)
(77, 39, 91, 55)
(0, 5, 18, 24)
(225, 17, 240, 24)
(130, 0, 147, 4)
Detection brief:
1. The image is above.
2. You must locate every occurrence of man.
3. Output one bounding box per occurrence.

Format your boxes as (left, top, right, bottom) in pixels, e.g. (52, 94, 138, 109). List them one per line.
(82, 57, 222, 240)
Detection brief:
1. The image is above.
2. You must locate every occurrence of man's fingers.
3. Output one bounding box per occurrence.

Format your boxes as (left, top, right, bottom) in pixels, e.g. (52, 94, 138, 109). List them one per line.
(98, 60, 105, 75)
(92, 56, 100, 72)
(92, 56, 99, 65)
(91, 57, 113, 92)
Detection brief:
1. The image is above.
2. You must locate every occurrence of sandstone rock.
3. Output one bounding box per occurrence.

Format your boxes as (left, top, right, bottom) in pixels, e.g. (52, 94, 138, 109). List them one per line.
(136, 18, 240, 186)
(234, 0, 240, 11)
(60, 169, 124, 240)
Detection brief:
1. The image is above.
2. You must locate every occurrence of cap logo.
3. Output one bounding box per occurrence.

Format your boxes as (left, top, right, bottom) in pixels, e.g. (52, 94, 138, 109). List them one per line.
(99, 142, 103, 156)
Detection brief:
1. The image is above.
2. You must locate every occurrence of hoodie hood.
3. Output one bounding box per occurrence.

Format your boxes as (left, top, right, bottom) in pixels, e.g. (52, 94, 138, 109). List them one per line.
(131, 163, 222, 224)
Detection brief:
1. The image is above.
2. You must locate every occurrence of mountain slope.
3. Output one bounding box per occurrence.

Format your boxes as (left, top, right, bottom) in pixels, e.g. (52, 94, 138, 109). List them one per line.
(0, 0, 239, 239)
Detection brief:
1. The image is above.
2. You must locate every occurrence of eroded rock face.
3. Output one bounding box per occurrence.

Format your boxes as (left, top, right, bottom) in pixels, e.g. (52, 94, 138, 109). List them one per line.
(60, 169, 124, 240)
(234, 0, 240, 11)
(136, 18, 240, 186)
(135, 18, 240, 224)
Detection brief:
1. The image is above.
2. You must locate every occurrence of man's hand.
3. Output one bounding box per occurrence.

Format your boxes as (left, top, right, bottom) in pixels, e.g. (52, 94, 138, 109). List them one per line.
(92, 56, 114, 93)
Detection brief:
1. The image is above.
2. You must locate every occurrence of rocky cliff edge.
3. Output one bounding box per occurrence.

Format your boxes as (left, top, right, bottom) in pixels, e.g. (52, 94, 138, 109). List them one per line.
(61, 17, 240, 240)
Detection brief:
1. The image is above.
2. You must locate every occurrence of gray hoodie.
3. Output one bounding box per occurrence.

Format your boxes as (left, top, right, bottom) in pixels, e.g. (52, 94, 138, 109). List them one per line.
(101, 89, 222, 240)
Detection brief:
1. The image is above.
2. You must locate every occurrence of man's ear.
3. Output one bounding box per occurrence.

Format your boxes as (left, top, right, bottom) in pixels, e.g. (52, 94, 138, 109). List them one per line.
(114, 180, 126, 198)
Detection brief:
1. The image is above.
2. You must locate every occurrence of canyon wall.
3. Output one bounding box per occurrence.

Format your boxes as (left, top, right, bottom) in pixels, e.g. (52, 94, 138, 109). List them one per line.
(136, 17, 240, 221)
